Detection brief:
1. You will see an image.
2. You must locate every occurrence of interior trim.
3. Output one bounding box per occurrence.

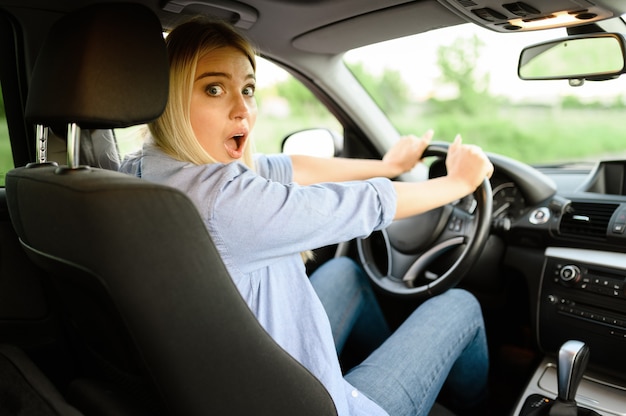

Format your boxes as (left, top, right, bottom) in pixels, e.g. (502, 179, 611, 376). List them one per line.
(545, 247, 626, 270)
(292, 1, 463, 54)
(161, 0, 258, 29)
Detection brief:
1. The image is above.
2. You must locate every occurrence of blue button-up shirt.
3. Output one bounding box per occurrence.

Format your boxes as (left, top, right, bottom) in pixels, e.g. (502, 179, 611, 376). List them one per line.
(120, 144, 396, 416)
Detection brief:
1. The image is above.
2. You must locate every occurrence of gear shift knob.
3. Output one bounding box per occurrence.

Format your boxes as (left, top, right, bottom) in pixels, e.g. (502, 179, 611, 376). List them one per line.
(520, 341, 599, 416)
(556, 340, 590, 402)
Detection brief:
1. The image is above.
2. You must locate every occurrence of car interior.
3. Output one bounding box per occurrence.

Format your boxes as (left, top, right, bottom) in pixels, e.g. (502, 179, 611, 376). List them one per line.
(0, 0, 626, 415)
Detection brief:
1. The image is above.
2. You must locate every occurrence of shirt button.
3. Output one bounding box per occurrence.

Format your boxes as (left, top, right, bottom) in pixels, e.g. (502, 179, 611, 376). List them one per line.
(351, 389, 359, 398)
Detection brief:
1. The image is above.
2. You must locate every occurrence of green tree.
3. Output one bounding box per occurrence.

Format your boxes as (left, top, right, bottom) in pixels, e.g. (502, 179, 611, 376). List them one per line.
(433, 34, 492, 115)
(347, 62, 411, 114)
(561, 94, 587, 109)
(273, 76, 328, 118)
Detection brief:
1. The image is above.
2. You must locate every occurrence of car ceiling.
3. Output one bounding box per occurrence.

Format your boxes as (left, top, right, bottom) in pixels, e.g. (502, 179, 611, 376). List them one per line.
(3, 0, 626, 62)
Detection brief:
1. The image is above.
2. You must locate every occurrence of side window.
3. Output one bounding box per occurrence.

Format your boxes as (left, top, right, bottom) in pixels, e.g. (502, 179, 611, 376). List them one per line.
(115, 125, 147, 158)
(253, 57, 341, 155)
(115, 57, 342, 158)
(0, 87, 13, 185)
(0, 11, 18, 186)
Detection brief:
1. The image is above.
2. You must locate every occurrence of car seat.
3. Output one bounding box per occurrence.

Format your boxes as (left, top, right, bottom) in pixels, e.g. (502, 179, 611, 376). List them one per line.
(5, 3, 337, 415)
(0, 344, 84, 415)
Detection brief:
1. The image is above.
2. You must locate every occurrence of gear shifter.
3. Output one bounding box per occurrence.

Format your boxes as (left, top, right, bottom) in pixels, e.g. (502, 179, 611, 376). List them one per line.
(549, 340, 591, 416)
(556, 340, 589, 402)
(518, 340, 601, 416)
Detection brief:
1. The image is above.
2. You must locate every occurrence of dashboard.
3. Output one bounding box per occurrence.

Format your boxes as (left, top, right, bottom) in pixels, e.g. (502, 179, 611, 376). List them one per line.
(498, 159, 626, 252)
(482, 156, 626, 386)
(492, 180, 526, 221)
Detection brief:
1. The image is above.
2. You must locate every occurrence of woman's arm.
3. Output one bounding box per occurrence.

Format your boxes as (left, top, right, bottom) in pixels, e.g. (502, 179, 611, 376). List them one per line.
(291, 130, 433, 185)
(289, 129, 493, 220)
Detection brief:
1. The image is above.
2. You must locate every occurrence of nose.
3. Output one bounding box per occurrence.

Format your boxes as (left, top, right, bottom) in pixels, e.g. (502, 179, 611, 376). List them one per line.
(230, 93, 251, 120)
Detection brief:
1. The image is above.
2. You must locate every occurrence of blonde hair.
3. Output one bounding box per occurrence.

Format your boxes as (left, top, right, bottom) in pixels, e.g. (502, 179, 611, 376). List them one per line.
(149, 19, 257, 168)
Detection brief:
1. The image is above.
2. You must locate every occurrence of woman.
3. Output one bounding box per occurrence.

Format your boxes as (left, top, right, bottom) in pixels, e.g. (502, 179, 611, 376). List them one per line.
(120, 18, 494, 416)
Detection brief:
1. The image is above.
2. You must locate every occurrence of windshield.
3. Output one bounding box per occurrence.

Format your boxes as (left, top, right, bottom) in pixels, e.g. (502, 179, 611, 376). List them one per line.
(344, 22, 626, 167)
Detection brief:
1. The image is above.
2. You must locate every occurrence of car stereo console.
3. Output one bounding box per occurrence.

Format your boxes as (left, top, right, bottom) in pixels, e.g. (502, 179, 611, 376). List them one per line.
(538, 247, 626, 378)
(511, 247, 626, 416)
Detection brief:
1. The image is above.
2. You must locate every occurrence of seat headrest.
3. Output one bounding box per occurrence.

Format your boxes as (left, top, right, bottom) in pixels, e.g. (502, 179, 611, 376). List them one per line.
(25, 3, 169, 129)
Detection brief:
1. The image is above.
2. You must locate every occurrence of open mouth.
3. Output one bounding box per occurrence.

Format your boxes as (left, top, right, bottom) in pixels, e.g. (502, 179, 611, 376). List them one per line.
(224, 133, 247, 160)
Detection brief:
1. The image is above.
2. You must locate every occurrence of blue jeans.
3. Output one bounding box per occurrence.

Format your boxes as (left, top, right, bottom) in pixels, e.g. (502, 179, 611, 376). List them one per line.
(310, 257, 489, 416)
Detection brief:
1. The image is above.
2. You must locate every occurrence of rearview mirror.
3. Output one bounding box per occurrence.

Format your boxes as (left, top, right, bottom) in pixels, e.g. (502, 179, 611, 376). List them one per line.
(518, 33, 626, 81)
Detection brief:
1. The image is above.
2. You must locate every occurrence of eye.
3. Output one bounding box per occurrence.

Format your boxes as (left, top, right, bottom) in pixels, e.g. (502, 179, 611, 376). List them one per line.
(243, 85, 255, 97)
(205, 84, 224, 97)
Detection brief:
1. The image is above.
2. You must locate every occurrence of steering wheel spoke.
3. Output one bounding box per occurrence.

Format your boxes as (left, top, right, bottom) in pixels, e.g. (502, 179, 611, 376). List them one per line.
(357, 142, 493, 299)
(401, 236, 465, 286)
(442, 204, 476, 238)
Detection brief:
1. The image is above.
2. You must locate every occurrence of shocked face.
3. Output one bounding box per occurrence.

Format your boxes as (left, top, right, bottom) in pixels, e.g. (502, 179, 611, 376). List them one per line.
(190, 46, 257, 163)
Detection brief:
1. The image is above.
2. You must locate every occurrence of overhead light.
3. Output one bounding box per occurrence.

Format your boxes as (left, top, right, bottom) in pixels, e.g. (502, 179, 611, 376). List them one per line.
(438, 0, 622, 33)
(508, 10, 602, 30)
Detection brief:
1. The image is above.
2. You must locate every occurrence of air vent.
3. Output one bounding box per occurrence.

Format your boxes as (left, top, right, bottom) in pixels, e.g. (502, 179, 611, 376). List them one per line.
(559, 202, 618, 240)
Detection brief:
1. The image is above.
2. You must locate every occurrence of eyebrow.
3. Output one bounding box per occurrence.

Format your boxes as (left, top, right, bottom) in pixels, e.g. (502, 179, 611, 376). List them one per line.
(195, 71, 256, 82)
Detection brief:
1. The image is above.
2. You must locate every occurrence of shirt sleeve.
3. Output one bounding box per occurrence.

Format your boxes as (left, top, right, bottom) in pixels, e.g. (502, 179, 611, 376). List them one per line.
(118, 150, 143, 177)
(254, 154, 293, 184)
(208, 164, 397, 273)
(139, 146, 397, 274)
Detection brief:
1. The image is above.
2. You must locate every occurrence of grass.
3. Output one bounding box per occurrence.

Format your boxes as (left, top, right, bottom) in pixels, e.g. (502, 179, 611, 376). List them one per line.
(391, 105, 626, 165)
(0, 119, 13, 186)
(250, 105, 626, 165)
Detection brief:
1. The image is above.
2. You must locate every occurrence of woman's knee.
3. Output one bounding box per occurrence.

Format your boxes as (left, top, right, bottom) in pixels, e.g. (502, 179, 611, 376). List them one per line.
(424, 289, 486, 341)
(329, 256, 366, 279)
(442, 288, 482, 318)
(446, 289, 488, 357)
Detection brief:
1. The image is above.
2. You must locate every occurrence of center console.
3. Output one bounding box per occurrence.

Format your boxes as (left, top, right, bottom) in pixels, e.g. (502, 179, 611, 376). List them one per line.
(512, 247, 626, 415)
(539, 248, 626, 378)
(512, 357, 626, 415)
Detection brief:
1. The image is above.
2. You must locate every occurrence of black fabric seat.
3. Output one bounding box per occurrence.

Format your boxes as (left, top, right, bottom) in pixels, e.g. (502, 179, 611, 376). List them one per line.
(0, 344, 84, 416)
(6, 3, 336, 415)
(7, 165, 338, 416)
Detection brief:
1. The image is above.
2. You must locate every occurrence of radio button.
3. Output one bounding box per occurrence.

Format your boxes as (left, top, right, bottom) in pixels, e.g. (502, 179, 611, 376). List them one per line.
(560, 265, 581, 285)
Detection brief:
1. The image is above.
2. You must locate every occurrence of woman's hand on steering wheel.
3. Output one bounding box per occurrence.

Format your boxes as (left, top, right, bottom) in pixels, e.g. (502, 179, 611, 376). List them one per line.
(446, 135, 494, 192)
(357, 141, 493, 299)
(382, 130, 433, 177)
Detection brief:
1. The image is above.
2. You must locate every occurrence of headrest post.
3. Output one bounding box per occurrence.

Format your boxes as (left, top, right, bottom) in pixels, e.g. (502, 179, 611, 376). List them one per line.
(36, 124, 49, 163)
(67, 123, 81, 168)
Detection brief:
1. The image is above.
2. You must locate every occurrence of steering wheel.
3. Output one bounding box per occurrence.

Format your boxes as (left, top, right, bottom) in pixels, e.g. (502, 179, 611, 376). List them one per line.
(357, 142, 492, 299)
